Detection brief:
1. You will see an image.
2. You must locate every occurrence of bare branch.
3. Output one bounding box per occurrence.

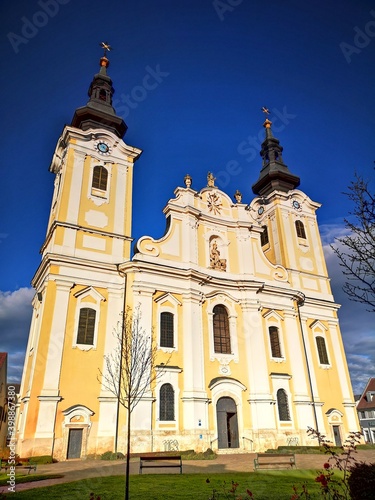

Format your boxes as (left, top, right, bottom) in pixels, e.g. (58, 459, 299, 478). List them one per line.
(331, 172, 375, 311)
(98, 305, 169, 411)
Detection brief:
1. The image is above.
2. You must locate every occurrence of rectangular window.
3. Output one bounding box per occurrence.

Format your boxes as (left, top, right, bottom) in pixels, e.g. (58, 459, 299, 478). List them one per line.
(159, 383, 175, 421)
(261, 226, 269, 246)
(77, 308, 96, 345)
(269, 327, 282, 358)
(213, 305, 231, 354)
(316, 336, 329, 365)
(160, 312, 174, 348)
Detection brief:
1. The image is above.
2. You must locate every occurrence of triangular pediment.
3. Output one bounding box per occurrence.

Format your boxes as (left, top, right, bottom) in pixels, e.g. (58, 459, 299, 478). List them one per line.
(310, 320, 328, 332)
(73, 286, 106, 302)
(205, 290, 239, 303)
(262, 309, 284, 322)
(154, 292, 182, 306)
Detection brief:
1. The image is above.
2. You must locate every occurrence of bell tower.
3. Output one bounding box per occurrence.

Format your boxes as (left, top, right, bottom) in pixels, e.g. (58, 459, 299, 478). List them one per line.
(251, 115, 331, 297)
(17, 46, 142, 460)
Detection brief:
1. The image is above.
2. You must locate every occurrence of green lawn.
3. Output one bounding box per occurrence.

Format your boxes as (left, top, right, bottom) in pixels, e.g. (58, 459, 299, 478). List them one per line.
(0, 474, 63, 487)
(5, 470, 339, 499)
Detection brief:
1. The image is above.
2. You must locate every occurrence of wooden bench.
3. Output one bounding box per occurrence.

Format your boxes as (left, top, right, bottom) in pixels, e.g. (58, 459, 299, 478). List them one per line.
(254, 453, 296, 471)
(0, 459, 9, 471)
(0, 459, 37, 474)
(139, 454, 182, 474)
(23, 462, 37, 474)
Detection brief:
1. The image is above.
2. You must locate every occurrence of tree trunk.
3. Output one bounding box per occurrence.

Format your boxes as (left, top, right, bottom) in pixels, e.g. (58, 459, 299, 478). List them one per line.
(125, 404, 131, 500)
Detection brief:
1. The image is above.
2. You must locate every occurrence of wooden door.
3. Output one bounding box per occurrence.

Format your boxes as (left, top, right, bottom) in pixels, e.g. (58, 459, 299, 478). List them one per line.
(216, 397, 239, 449)
(67, 428, 83, 459)
(333, 426, 342, 446)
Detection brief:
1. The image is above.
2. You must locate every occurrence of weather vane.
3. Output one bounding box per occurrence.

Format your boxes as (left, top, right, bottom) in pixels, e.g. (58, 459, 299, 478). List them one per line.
(261, 106, 270, 116)
(100, 41, 112, 57)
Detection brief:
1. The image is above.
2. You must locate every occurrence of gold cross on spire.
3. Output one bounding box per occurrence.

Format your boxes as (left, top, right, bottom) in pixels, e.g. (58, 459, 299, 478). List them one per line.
(261, 106, 270, 116)
(100, 41, 112, 57)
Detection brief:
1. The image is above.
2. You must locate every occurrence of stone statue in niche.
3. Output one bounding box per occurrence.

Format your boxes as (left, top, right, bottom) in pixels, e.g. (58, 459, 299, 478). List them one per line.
(210, 239, 227, 271)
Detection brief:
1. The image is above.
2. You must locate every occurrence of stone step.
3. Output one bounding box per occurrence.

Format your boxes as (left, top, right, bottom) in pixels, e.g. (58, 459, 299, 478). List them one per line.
(216, 448, 254, 455)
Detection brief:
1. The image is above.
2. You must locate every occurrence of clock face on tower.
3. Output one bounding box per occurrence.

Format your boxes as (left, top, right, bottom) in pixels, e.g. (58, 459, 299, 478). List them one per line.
(94, 141, 111, 155)
(292, 200, 301, 210)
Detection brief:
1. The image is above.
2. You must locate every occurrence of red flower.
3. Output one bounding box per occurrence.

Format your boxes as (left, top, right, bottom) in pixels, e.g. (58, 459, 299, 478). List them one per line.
(246, 490, 253, 497)
(323, 462, 330, 469)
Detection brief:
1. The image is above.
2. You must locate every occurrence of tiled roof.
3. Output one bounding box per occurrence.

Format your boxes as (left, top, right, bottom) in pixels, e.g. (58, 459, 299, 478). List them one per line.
(0, 352, 7, 370)
(357, 378, 375, 410)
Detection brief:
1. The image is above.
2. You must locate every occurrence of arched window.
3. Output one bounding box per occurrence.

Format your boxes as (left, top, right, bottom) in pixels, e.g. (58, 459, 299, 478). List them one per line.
(277, 389, 291, 421)
(269, 326, 282, 358)
(213, 305, 231, 354)
(160, 312, 174, 348)
(316, 336, 329, 365)
(159, 383, 174, 421)
(92, 166, 108, 191)
(260, 226, 269, 246)
(295, 220, 306, 239)
(77, 308, 96, 345)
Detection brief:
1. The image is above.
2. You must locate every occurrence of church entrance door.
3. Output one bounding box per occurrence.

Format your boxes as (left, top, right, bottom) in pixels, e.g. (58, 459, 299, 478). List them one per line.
(216, 397, 239, 449)
(67, 428, 83, 459)
(333, 425, 342, 446)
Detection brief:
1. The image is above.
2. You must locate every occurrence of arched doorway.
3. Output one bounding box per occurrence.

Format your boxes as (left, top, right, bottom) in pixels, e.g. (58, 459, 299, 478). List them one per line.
(216, 397, 239, 449)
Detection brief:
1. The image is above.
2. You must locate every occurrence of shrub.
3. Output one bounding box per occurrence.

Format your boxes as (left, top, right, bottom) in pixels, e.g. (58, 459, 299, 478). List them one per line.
(100, 451, 125, 460)
(203, 448, 216, 457)
(29, 455, 55, 464)
(348, 462, 375, 500)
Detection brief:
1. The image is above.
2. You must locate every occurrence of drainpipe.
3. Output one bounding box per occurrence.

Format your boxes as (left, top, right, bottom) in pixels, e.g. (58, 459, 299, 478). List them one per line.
(295, 293, 319, 434)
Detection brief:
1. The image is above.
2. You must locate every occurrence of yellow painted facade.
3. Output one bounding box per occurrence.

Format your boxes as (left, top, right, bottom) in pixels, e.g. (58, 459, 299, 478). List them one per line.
(16, 59, 359, 460)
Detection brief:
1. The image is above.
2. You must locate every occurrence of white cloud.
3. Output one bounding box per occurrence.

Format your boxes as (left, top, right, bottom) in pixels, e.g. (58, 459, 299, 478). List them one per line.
(321, 223, 374, 395)
(0, 288, 34, 383)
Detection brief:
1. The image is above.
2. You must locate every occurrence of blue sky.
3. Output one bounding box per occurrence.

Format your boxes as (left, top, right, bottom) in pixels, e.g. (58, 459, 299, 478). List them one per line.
(0, 0, 374, 394)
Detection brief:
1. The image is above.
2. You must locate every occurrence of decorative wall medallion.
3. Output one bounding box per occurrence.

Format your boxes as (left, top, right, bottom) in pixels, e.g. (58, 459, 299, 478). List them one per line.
(207, 192, 222, 214)
(218, 358, 231, 375)
(94, 140, 112, 156)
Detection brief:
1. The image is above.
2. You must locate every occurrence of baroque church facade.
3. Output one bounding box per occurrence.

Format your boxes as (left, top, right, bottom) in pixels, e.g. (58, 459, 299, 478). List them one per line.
(16, 53, 359, 460)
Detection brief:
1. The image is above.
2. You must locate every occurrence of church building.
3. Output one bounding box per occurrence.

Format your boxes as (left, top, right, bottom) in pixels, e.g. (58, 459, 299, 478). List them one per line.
(16, 51, 359, 460)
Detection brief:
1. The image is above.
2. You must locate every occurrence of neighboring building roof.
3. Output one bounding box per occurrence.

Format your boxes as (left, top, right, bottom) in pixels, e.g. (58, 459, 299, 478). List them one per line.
(357, 378, 375, 411)
(0, 353, 7, 370)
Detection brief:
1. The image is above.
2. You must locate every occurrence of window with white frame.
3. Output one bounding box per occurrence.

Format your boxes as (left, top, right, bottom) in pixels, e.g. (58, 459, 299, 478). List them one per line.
(159, 383, 175, 421)
(213, 305, 231, 354)
(277, 389, 291, 421)
(89, 163, 111, 202)
(73, 287, 104, 350)
(295, 220, 306, 239)
(160, 312, 174, 348)
(92, 165, 108, 191)
(76, 308, 96, 345)
(269, 326, 282, 358)
(316, 336, 329, 365)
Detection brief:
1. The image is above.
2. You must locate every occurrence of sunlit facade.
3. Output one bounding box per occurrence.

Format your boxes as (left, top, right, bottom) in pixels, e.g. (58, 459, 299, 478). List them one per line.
(16, 56, 359, 460)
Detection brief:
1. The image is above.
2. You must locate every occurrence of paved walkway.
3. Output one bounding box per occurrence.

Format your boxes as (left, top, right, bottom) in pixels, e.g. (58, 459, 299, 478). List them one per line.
(2, 450, 375, 494)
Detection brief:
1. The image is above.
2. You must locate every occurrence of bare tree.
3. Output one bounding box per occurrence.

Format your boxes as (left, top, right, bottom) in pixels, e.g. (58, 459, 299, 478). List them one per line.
(99, 305, 167, 500)
(331, 173, 375, 311)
